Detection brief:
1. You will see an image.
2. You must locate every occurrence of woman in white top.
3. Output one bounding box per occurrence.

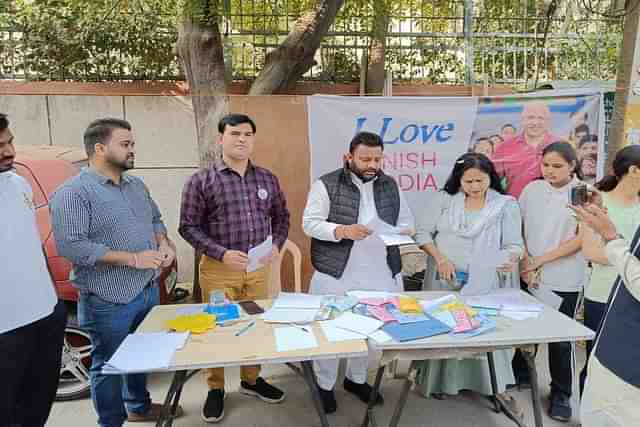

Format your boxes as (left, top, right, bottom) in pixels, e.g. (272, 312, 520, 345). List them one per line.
(579, 145, 640, 393)
(518, 141, 586, 422)
(414, 153, 523, 412)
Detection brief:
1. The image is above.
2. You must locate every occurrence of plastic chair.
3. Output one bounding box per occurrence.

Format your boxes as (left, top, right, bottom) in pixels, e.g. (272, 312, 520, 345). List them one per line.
(267, 239, 303, 297)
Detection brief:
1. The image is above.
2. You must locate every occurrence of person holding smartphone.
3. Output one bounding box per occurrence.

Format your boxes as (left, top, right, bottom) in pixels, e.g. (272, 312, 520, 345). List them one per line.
(517, 142, 586, 422)
(413, 153, 523, 413)
(570, 202, 640, 427)
(579, 145, 640, 394)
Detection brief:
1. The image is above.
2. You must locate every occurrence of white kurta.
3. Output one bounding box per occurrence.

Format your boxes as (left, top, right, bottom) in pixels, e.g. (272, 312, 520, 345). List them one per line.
(302, 172, 414, 390)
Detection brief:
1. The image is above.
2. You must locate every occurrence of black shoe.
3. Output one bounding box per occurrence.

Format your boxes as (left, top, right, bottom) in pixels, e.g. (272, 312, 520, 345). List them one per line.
(317, 386, 337, 414)
(548, 392, 571, 423)
(240, 377, 285, 403)
(202, 389, 225, 423)
(343, 378, 384, 405)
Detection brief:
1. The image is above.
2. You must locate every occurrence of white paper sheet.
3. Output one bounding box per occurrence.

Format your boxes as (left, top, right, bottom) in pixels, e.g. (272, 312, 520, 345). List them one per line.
(364, 217, 413, 246)
(529, 286, 563, 310)
(272, 292, 324, 310)
(274, 326, 318, 352)
(262, 307, 319, 323)
(332, 312, 383, 336)
(464, 291, 544, 312)
(247, 235, 273, 272)
(368, 330, 393, 344)
(319, 321, 366, 342)
(378, 234, 415, 246)
(103, 332, 190, 374)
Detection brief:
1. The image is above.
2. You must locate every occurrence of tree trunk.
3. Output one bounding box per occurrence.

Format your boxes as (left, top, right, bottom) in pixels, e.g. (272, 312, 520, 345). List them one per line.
(366, 0, 389, 94)
(177, 3, 229, 302)
(248, 0, 345, 95)
(607, 1, 640, 170)
(177, 11, 228, 167)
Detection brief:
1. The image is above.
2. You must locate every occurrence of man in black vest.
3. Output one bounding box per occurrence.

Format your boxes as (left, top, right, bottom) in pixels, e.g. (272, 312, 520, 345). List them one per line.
(302, 131, 414, 414)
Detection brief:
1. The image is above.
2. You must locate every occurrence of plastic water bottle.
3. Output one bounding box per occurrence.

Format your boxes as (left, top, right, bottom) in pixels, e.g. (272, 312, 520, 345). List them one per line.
(210, 291, 225, 306)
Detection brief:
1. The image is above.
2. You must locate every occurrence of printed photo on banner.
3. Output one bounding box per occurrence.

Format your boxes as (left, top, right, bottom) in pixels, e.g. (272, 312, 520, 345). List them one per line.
(469, 94, 604, 197)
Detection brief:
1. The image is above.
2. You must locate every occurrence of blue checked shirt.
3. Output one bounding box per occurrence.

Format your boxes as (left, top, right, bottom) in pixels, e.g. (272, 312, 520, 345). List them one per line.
(51, 168, 167, 304)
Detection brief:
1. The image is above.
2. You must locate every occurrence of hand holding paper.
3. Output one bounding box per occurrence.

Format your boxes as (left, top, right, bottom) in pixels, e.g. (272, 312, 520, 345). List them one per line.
(247, 236, 273, 272)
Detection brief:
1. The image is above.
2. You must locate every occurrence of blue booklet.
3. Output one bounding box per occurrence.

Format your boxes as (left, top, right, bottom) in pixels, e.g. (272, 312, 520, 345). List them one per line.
(382, 314, 452, 342)
(205, 304, 241, 324)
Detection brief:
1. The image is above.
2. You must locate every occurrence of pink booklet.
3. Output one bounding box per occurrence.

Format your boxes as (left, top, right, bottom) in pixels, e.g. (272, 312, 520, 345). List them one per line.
(451, 309, 480, 333)
(367, 305, 396, 323)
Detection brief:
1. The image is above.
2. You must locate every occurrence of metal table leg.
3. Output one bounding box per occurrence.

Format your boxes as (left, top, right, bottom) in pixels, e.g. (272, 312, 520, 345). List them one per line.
(487, 352, 501, 412)
(361, 365, 385, 427)
(388, 360, 417, 427)
(522, 346, 544, 427)
(301, 360, 330, 427)
(156, 370, 188, 427)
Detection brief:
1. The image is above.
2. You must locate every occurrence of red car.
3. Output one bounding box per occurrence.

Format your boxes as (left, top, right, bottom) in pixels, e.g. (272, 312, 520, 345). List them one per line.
(14, 146, 177, 401)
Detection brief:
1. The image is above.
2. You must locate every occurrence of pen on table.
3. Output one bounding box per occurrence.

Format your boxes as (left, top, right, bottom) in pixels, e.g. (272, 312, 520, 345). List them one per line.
(290, 324, 310, 333)
(235, 320, 256, 336)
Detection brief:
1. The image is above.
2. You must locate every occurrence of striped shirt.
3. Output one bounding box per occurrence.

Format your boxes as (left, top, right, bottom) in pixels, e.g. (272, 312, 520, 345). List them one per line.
(179, 160, 290, 260)
(50, 168, 167, 304)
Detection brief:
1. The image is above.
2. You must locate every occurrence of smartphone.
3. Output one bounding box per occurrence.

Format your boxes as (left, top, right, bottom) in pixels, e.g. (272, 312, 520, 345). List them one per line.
(238, 300, 265, 315)
(570, 184, 588, 206)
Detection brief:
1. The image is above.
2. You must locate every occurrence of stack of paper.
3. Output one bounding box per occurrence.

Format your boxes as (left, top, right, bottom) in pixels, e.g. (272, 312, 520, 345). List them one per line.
(103, 332, 190, 374)
(263, 292, 322, 323)
(332, 312, 383, 336)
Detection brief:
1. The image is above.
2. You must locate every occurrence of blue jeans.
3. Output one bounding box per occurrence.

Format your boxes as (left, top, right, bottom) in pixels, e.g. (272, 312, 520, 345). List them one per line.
(78, 286, 159, 427)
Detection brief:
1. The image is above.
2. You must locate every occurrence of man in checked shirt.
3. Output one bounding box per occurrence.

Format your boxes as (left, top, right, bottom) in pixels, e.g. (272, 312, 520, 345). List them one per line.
(179, 113, 290, 423)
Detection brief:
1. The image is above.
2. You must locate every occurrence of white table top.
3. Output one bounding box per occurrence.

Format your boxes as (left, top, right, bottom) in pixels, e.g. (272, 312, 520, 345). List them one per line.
(372, 290, 594, 352)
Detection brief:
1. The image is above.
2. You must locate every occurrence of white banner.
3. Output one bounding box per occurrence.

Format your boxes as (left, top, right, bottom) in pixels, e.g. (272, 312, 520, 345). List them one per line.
(307, 95, 478, 213)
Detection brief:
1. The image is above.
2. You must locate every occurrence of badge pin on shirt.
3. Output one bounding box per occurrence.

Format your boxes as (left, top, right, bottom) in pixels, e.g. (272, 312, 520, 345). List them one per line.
(23, 192, 35, 210)
(258, 188, 269, 200)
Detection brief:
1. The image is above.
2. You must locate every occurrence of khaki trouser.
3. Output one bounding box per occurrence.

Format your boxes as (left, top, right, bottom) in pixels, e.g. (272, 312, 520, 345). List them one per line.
(199, 255, 268, 390)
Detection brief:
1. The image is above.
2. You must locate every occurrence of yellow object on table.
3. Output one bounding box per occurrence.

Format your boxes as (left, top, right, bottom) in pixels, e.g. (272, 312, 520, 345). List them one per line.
(398, 296, 423, 313)
(166, 313, 216, 334)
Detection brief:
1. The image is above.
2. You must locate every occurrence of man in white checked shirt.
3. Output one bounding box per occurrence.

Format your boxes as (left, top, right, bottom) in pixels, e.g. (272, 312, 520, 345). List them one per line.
(51, 118, 178, 427)
(0, 113, 67, 427)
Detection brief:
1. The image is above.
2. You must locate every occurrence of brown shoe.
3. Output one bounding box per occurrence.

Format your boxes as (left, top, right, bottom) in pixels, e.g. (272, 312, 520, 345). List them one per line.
(127, 402, 183, 422)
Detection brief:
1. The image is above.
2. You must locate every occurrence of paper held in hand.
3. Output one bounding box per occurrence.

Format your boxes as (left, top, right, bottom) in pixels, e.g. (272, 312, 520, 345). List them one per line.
(364, 217, 414, 246)
(247, 235, 272, 272)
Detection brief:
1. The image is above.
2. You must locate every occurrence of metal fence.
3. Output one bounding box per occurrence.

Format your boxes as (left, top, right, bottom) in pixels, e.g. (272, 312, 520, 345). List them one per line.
(0, 0, 624, 87)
